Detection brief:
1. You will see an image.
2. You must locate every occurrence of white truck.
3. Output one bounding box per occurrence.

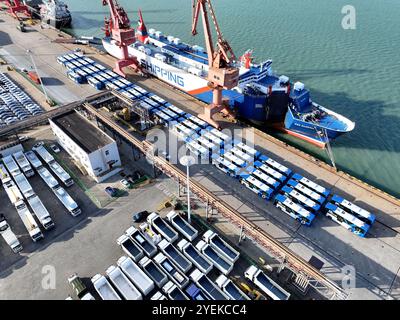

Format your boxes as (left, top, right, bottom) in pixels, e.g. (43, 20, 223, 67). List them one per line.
(48, 161, 74, 187)
(215, 274, 250, 300)
(27, 195, 55, 230)
(33, 143, 55, 164)
(158, 239, 192, 273)
(177, 239, 213, 274)
(91, 274, 121, 300)
(13, 151, 34, 177)
(14, 173, 54, 230)
(166, 210, 198, 241)
(2, 155, 21, 177)
(153, 252, 189, 289)
(15, 200, 44, 242)
(0, 214, 23, 253)
(162, 281, 190, 300)
(150, 291, 168, 300)
(125, 226, 157, 258)
(189, 269, 229, 300)
(24, 151, 43, 170)
(203, 230, 240, 264)
(105, 265, 142, 300)
(244, 265, 291, 300)
(37, 167, 59, 189)
(196, 240, 233, 275)
(2, 178, 43, 242)
(117, 255, 155, 296)
(53, 185, 81, 216)
(138, 256, 168, 288)
(0, 163, 10, 183)
(147, 212, 178, 243)
(117, 234, 144, 262)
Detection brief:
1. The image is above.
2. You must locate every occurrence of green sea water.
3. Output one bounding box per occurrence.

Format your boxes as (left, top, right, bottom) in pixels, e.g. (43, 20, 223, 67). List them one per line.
(63, 0, 400, 198)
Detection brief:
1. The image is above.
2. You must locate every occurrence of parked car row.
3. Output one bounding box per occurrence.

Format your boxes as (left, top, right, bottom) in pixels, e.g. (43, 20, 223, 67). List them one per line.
(0, 73, 44, 128)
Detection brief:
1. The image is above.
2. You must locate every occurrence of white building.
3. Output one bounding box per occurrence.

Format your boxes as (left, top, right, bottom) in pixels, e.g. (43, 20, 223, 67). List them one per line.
(49, 110, 122, 183)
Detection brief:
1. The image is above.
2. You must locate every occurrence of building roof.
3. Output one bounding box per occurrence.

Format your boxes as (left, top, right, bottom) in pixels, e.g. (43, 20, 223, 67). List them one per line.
(51, 110, 113, 154)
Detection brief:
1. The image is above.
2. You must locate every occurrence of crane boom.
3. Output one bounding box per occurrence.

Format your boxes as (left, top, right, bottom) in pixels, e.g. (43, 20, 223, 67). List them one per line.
(191, 0, 239, 129)
(0, 0, 31, 19)
(101, 0, 142, 77)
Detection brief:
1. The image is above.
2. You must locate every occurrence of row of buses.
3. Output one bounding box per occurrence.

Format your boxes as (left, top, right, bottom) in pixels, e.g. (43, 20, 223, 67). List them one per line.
(58, 53, 377, 238)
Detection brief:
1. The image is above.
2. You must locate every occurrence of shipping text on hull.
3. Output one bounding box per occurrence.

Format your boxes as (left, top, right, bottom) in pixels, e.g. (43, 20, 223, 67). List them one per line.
(101, 11, 355, 148)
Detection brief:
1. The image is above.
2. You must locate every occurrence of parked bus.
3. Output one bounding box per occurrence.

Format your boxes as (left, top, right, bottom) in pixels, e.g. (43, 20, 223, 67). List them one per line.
(259, 155, 292, 177)
(325, 203, 370, 237)
(291, 173, 330, 198)
(280, 185, 321, 213)
(274, 194, 315, 226)
(330, 195, 376, 225)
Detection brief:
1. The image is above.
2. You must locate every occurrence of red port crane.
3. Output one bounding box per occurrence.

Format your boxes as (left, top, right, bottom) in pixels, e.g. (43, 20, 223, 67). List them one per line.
(192, 0, 239, 129)
(102, 0, 142, 77)
(0, 0, 31, 19)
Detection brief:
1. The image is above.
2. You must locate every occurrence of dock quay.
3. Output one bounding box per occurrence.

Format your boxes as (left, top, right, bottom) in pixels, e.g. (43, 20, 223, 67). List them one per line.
(0, 11, 400, 300)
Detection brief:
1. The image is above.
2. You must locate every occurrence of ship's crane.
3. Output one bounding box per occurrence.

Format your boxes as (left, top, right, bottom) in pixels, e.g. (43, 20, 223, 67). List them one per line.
(102, 0, 142, 77)
(192, 0, 239, 129)
(0, 0, 31, 19)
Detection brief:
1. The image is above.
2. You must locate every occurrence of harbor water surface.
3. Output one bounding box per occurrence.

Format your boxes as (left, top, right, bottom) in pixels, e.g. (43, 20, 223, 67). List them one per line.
(63, 0, 400, 198)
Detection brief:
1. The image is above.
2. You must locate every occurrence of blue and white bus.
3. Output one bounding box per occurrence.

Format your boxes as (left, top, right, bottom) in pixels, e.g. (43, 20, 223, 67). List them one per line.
(330, 195, 376, 225)
(200, 130, 225, 150)
(230, 147, 254, 165)
(150, 95, 167, 106)
(233, 142, 261, 160)
(173, 123, 197, 141)
(250, 168, 280, 190)
(253, 161, 286, 183)
(280, 186, 321, 213)
(291, 173, 330, 198)
(325, 203, 370, 237)
(153, 109, 174, 126)
(274, 194, 315, 226)
(196, 136, 218, 155)
(185, 114, 209, 129)
(209, 129, 232, 147)
(212, 156, 241, 177)
(220, 151, 246, 168)
(181, 119, 201, 133)
(259, 155, 292, 177)
(241, 176, 274, 200)
(286, 179, 326, 205)
(187, 140, 210, 161)
(166, 103, 186, 117)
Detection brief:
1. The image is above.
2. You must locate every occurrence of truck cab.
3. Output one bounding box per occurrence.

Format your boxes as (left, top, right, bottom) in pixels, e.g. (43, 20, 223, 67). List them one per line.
(0, 214, 23, 254)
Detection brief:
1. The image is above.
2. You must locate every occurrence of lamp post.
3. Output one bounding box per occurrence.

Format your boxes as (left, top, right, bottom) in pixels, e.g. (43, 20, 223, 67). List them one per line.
(26, 49, 49, 103)
(179, 155, 195, 224)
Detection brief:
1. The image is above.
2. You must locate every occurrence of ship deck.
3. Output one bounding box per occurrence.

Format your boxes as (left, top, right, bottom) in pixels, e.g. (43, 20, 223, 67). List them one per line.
(1, 12, 400, 300)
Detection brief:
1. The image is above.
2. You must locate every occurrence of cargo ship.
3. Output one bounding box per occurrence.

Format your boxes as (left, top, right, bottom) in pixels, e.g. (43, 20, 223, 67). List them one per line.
(40, 0, 72, 29)
(102, 12, 355, 147)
